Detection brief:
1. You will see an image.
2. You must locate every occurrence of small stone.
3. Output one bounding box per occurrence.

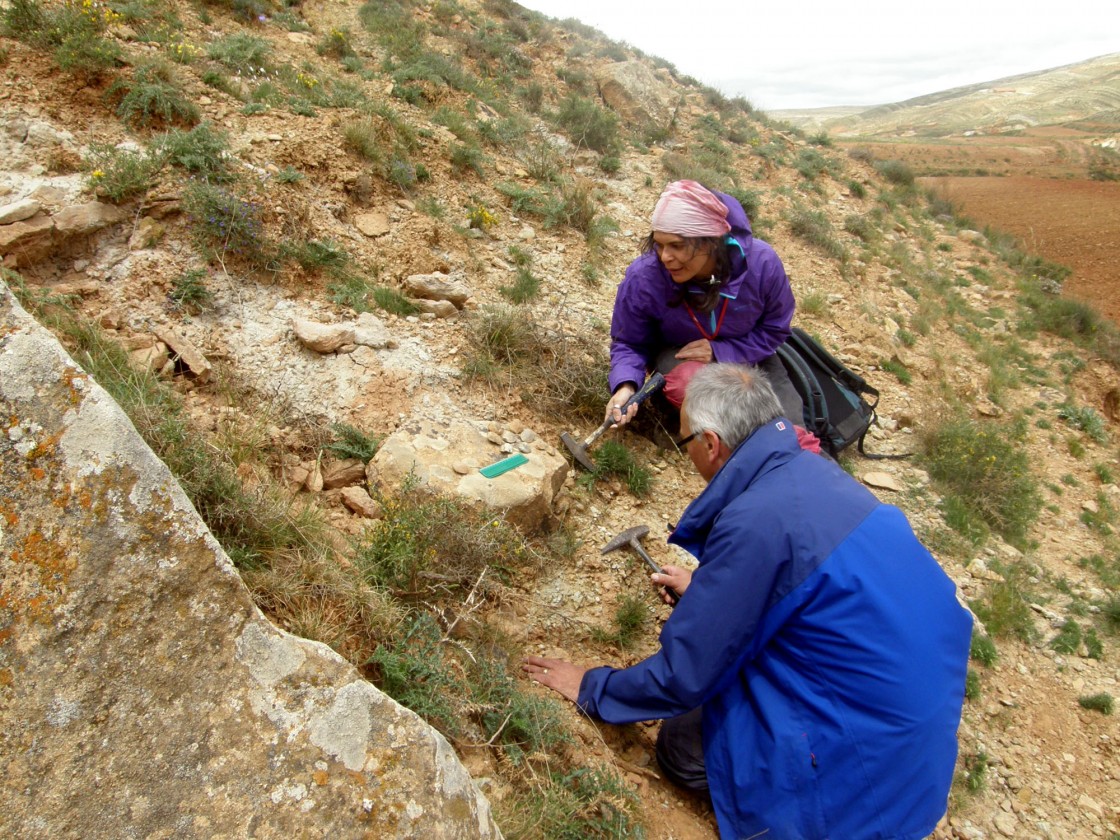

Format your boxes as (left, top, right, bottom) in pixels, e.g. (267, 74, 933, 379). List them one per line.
(993, 811, 1018, 836)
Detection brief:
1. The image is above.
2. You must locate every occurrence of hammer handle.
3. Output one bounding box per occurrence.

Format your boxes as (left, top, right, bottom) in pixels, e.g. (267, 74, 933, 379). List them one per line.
(631, 540, 680, 606)
(588, 372, 667, 446)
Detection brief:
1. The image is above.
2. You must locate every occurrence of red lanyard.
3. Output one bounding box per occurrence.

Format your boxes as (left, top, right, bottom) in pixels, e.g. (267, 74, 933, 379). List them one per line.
(684, 297, 729, 340)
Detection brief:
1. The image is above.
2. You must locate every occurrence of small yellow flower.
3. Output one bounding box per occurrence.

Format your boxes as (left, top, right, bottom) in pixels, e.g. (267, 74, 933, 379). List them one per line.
(90, 169, 105, 180)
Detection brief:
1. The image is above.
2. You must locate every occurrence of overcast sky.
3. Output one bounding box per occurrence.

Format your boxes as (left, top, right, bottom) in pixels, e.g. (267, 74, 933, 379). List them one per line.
(516, 0, 1120, 110)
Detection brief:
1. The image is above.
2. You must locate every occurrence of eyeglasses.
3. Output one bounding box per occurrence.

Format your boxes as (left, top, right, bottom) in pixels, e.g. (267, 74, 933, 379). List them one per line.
(673, 430, 699, 448)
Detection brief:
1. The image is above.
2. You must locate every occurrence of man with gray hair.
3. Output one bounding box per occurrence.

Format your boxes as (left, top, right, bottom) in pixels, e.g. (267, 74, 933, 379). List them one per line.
(526, 362, 971, 839)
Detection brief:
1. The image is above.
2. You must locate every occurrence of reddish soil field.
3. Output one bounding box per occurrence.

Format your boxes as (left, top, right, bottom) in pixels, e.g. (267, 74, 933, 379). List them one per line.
(920, 176, 1120, 324)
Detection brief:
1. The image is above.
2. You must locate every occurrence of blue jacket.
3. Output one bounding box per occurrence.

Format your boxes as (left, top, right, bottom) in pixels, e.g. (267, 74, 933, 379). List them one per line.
(578, 420, 972, 839)
(609, 191, 794, 394)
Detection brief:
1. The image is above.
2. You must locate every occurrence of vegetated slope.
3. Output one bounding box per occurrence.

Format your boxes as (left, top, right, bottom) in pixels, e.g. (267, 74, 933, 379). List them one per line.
(824, 52, 1120, 138)
(1, 1, 1118, 838)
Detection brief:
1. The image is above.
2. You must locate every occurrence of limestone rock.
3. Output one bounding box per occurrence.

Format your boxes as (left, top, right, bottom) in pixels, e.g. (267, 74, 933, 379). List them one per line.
(52, 200, 129, 237)
(412, 298, 459, 318)
(341, 485, 381, 518)
(369, 417, 567, 531)
(154, 325, 212, 383)
(0, 281, 500, 839)
(292, 313, 396, 354)
(354, 211, 390, 237)
(322, 458, 367, 490)
(0, 212, 53, 264)
(0, 197, 41, 225)
(860, 471, 904, 492)
(403, 271, 471, 309)
(594, 61, 679, 132)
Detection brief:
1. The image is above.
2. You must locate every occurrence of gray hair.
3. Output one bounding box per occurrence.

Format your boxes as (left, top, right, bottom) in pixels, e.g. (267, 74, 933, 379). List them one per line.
(684, 363, 783, 450)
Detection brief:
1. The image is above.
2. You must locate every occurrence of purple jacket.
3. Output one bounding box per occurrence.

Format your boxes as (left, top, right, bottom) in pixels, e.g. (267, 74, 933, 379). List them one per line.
(609, 191, 794, 394)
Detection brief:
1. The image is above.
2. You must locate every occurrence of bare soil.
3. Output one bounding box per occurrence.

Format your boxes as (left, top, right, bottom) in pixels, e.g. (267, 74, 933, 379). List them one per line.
(921, 176, 1120, 324)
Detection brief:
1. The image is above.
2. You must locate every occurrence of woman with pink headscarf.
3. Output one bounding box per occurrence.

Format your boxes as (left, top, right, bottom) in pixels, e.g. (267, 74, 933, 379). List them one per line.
(607, 180, 812, 447)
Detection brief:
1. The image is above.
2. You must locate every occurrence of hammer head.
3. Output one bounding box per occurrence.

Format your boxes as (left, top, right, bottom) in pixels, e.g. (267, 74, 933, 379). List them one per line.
(601, 524, 650, 555)
(561, 431, 597, 472)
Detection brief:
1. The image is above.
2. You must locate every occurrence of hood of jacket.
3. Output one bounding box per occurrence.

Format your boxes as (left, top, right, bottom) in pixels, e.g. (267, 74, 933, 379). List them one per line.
(670, 418, 801, 557)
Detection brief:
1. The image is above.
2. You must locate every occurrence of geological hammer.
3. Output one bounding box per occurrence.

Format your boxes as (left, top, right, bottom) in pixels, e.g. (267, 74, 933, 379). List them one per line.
(600, 524, 679, 606)
(561, 372, 666, 472)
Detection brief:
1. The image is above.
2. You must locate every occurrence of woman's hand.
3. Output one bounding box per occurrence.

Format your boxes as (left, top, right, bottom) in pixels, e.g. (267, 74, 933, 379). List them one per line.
(523, 655, 586, 703)
(675, 339, 713, 364)
(605, 384, 638, 427)
(651, 565, 692, 605)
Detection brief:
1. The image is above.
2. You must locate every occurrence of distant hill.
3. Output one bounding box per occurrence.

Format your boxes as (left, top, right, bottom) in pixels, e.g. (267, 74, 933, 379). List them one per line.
(771, 52, 1120, 138)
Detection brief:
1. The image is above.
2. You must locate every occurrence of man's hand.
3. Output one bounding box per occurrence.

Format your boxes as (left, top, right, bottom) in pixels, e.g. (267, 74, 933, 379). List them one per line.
(605, 384, 638, 427)
(675, 339, 713, 364)
(651, 565, 692, 605)
(523, 655, 586, 703)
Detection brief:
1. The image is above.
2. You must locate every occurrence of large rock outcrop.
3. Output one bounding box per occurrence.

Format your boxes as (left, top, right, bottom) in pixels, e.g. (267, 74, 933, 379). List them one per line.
(0, 281, 500, 838)
(594, 60, 680, 133)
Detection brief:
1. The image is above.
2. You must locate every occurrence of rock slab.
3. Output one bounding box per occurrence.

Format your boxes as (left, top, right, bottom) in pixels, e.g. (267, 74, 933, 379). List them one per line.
(0, 280, 500, 839)
(369, 418, 567, 531)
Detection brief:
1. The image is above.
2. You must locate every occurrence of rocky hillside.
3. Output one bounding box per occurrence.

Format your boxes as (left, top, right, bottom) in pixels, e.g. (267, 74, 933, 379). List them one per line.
(2, 1, 1118, 838)
(775, 51, 1120, 138)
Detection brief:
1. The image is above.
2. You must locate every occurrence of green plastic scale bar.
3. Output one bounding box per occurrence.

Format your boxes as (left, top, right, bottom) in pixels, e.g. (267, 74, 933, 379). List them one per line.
(480, 453, 528, 478)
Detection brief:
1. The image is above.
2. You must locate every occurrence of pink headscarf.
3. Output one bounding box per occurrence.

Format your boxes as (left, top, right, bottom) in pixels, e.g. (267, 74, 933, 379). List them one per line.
(650, 180, 730, 237)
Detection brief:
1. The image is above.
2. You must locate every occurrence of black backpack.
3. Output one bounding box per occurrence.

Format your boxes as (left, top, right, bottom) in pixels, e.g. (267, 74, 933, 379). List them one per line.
(776, 327, 903, 459)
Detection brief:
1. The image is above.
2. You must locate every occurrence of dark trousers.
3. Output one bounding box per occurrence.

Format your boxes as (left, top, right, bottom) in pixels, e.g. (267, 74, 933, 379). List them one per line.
(655, 706, 710, 793)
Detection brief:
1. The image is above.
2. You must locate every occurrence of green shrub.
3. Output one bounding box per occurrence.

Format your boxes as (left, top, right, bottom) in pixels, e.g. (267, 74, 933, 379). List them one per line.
(1057, 403, 1108, 443)
(964, 669, 981, 700)
(970, 632, 998, 666)
(182, 181, 273, 270)
(317, 26, 355, 59)
(285, 239, 349, 273)
(879, 357, 912, 385)
(592, 594, 649, 650)
(2, 0, 49, 40)
(498, 766, 643, 839)
(207, 32, 272, 73)
(963, 751, 988, 792)
(1085, 627, 1103, 659)
(169, 268, 212, 310)
(325, 422, 381, 462)
(1050, 619, 1082, 654)
(153, 122, 229, 178)
(85, 143, 163, 202)
(970, 565, 1037, 643)
(920, 418, 1040, 548)
(355, 483, 529, 594)
(342, 117, 386, 162)
(875, 159, 915, 187)
(843, 213, 876, 242)
(585, 440, 652, 497)
(371, 286, 420, 317)
(554, 94, 619, 154)
(499, 267, 540, 304)
(276, 166, 303, 184)
(794, 148, 837, 181)
(788, 208, 846, 260)
(109, 59, 199, 129)
(1078, 693, 1114, 715)
(450, 143, 486, 176)
(725, 187, 762, 220)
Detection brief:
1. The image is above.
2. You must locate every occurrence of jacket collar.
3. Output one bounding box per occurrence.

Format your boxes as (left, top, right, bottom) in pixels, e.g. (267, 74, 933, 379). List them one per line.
(669, 419, 801, 557)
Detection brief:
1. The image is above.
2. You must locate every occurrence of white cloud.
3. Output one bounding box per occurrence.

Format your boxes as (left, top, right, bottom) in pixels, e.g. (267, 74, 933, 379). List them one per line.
(517, 0, 1120, 109)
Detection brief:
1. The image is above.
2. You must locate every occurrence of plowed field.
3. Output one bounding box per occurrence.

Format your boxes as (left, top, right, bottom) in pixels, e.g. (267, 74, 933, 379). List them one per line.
(920, 176, 1120, 324)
